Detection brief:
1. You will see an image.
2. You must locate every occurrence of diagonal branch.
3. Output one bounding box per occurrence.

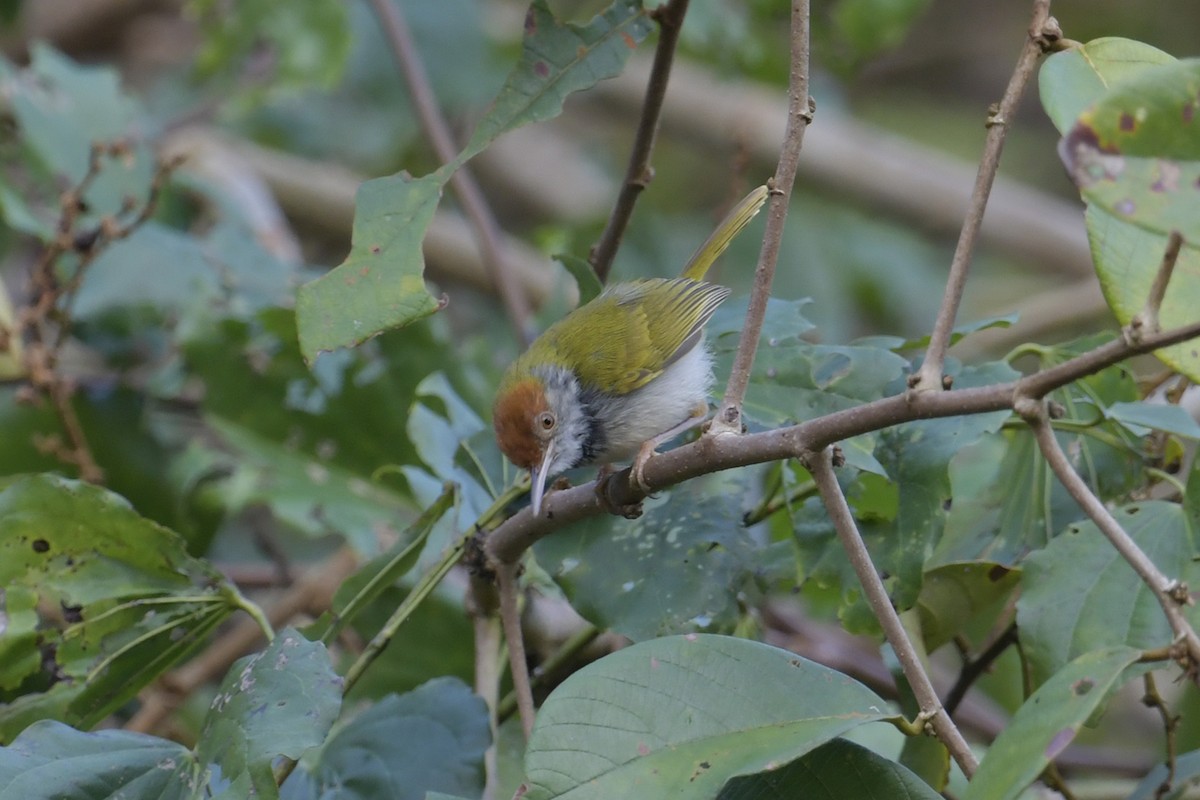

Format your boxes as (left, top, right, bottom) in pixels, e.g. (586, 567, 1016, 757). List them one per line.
(807, 447, 978, 776)
(1020, 402, 1200, 676)
(366, 0, 534, 345)
(486, 316, 1200, 566)
(709, 0, 812, 436)
(909, 0, 1059, 392)
(589, 0, 691, 284)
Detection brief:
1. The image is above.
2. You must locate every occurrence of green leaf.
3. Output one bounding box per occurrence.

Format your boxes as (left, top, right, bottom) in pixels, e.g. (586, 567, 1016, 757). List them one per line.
(198, 629, 341, 798)
(451, 0, 653, 169)
(288, 678, 489, 800)
(522, 635, 897, 800)
(1059, 59, 1200, 242)
(208, 417, 416, 554)
(296, 173, 444, 360)
(1016, 501, 1200, 686)
(190, 0, 350, 93)
(962, 646, 1141, 800)
(555, 252, 603, 305)
(2, 45, 155, 229)
(916, 562, 1020, 653)
(1127, 748, 1200, 800)
(717, 737, 942, 799)
(0, 721, 194, 799)
(307, 485, 455, 644)
(1039, 38, 1176, 134)
(0, 475, 243, 739)
(535, 473, 770, 640)
(1106, 400, 1200, 439)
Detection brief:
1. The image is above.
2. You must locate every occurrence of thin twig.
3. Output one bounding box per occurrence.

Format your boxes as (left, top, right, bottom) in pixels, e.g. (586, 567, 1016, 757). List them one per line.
(365, 0, 534, 345)
(498, 562, 537, 738)
(807, 447, 978, 776)
(1130, 230, 1185, 342)
(1142, 672, 1180, 799)
(945, 623, 1018, 716)
(487, 315, 1200, 565)
(1021, 404, 1200, 676)
(910, 1, 1058, 392)
(467, 575, 504, 800)
(710, 0, 812, 435)
(589, 0, 690, 284)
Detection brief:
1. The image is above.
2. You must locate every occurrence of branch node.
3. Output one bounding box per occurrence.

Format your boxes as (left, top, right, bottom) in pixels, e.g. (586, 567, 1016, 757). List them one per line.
(1034, 16, 1064, 51)
(1013, 395, 1043, 421)
(985, 103, 1006, 129)
(1166, 580, 1193, 607)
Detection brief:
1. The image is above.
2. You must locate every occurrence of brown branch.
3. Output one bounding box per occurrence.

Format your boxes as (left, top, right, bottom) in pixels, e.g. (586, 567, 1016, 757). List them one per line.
(1141, 672, 1180, 799)
(909, 1, 1059, 392)
(498, 562, 536, 738)
(945, 623, 1018, 716)
(709, 0, 811, 435)
(807, 447, 978, 776)
(1021, 404, 1200, 677)
(365, 0, 534, 346)
(486, 316, 1200, 565)
(1130, 230, 1184, 342)
(588, 0, 690, 284)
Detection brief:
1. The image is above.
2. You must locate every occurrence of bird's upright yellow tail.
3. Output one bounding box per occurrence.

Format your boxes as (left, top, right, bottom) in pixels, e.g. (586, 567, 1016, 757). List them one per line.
(678, 184, 770, 282)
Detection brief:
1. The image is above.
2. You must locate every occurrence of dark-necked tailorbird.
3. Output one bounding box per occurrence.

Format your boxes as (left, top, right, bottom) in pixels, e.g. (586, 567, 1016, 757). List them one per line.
(493, 185, 768, 515)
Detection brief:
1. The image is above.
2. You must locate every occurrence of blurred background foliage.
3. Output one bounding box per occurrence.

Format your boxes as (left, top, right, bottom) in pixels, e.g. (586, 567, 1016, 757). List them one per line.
(1, 0, 1199, 795)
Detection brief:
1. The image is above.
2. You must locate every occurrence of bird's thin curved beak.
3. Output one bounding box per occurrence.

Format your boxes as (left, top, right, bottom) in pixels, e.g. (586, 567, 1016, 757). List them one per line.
(530, 442, 556, 517)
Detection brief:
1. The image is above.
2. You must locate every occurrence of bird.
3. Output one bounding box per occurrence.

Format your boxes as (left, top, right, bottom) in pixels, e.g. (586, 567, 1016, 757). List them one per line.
(493, 185, 769, 516)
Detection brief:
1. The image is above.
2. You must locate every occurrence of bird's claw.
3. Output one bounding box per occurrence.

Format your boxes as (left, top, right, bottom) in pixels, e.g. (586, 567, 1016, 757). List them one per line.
(629, 442, 659, 495)
(594, 464, 644, 519)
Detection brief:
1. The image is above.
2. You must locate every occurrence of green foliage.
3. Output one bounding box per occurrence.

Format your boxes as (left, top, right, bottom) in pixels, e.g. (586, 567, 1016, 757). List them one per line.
(522, 635, 898, 798)
(1, 4, 1200, 799)
(1041, 39, 1200, 381)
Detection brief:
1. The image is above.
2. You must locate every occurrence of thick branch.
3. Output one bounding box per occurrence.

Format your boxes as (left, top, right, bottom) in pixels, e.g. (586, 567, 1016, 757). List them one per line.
(589, 0, 690, 284)
(807, 448, 978, 775)
(910, 1, 1057, 392)
(366, 0, 534, 345)
(710, 0, 811, 435)
(486, 317, 1200, 565)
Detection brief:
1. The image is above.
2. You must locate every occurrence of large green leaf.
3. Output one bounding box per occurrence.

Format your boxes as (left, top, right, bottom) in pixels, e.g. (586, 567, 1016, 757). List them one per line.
(962, 647, 1141, 800)
(0, 475, 246, 741)
(295, 173, 444, 360)
(1058, 59, 1200, 242)
(717, 737, 941, 800)
(0, 721, 195, 799)
(1040, 41, 1200, 381)
(1127, 749, 1200, 800)
(285, 678, 489, 800)
(1016, 501, 1200, 686)
(451, 0, 653, 168)
(915, 562, 1020, 653)
(522, 634, 897, 799)
(197, 629, 341, 798)
(535, 473, 772, 641)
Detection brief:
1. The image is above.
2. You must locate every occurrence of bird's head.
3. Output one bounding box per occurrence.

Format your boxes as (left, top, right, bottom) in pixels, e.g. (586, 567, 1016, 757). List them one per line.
(493, 366, 592, 516)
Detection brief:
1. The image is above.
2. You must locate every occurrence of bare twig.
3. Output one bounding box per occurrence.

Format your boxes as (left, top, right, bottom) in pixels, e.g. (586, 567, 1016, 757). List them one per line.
(1021, 401, 1200, 676)
(945, 623, 1018, 716)
(709, 0, 811, 436)
(589, 0, 690, 284)
(1130, 231, 1185, 342)
(365, 0, 534, 345)
(1141, 672, 1179, 799)
(909, 1, 1058, 392)
(498, 561, 537, 738)
(466, 575, 504, 800)
(807, 447, 978, 776)
(489, 316, 1200, 565)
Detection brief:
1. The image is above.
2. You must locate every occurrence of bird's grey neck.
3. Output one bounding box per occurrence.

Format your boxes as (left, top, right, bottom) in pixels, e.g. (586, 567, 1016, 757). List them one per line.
(532, 365, 606, 468)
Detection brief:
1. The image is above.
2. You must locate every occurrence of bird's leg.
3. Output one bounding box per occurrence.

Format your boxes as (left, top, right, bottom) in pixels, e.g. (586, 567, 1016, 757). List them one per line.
(594, 463, 643, 519)
(630, 403, 709, 493)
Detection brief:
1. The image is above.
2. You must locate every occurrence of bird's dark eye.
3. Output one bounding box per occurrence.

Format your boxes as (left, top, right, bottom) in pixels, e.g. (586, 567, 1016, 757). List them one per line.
(537, 412, 556, 431)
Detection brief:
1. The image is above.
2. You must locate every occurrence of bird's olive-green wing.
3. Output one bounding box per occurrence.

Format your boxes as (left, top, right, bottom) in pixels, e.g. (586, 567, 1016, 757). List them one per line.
(545, 278, 730, 395)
